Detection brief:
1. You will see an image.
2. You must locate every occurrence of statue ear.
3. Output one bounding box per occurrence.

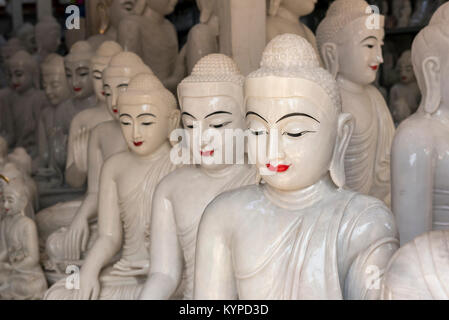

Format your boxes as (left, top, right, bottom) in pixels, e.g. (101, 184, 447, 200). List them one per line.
(330, 113, 354, 188)
(422, 56, 441, 114)
(320, 42, 339, 79)
(134, 0, 147, 15)
(168, 109, 181, 135)
(98, 2, 110, 34)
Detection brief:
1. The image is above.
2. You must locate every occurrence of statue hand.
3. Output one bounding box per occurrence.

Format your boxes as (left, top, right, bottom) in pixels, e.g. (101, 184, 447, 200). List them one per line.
(110, 259, 149, 276)
(75, 271, 100, 300)
(73, 126, 89, 173)
(65, 216, 90, 261)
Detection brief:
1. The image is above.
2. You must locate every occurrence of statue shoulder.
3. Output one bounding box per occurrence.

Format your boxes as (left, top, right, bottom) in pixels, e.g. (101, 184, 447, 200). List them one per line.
(342, 192, 398, 241)
(101, 151, 130, 177)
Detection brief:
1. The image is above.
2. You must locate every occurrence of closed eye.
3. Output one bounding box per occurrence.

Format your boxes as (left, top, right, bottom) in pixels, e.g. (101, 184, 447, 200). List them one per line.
(121, 121, 131, 126)
(142, 122, 154, 126)
(250, 129, 267, 136)
(283, 130, 316, 138)
(211, 121, 232, 129)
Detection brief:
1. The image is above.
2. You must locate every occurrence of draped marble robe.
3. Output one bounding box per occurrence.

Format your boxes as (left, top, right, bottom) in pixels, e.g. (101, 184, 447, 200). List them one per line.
(381, 230, 449, 300)
(344, 86, 395, 204)
(198, 178, 399, 299)
(159, 165, 258, 299)
(44, 150, 177, 300)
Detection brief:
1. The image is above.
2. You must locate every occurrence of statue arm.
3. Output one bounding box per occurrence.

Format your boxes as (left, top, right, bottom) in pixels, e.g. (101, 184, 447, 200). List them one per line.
(79, 160, 123, 288)
(14, 218, 41, 270)
(194, 200, 238, 300)
(140, 182, 183, 300)
(391, 123, 434, 245)
(65, 118, 88, 188)
(343, 203, 399, 300)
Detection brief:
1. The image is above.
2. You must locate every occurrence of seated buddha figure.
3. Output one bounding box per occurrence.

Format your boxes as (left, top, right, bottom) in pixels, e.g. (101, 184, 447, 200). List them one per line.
(390, 3, 449, 246)
(193, 34, 399, 300)
(0, 177, 47, 300)
(267, 0, 319, 56)
(43, 52, 153, 272)
(316, 0, 395, 204)
(139, 54, 257, 300)
(389, 50, 420, 125)
(45, 73, 180, 300)
(35, 54, 74, 187)
(36, 44, 125, 251)
(7, 50, 48, 159)
(64, 41, 98, 188)
(118, 0, 184, 92)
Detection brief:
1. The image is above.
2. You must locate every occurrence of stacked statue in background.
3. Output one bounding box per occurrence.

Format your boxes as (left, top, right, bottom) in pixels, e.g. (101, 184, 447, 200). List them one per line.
(316, 0, 395, 205)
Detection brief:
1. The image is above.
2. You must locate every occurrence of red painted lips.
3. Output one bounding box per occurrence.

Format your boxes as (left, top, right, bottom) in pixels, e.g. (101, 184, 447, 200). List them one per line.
(370, 65, 378, 71)
(134, 141, 143, 147)
(200, 150, 214, 157)
(266, 164, 290, 172)
(74, 87, 82, 92)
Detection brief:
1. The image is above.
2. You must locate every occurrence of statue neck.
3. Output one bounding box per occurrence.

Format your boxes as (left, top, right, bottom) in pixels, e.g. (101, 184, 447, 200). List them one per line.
(263, 174, 336, 210)
(277, 6, 300, 24)
(74, 94, 96, 108)
(337, 75, 366, 93)
(144, 6, 165, 24)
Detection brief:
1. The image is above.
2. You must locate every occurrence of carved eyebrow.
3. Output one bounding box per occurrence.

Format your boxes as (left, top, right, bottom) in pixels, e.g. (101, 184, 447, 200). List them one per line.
(181, 112, 196, 120)
(117, 83, 128, 88)
(276, 113, 320, 123)
(119, 113, 132, 118)
(361, 36, 377, 42)
(246, 111, 268, 123)
(205, 111, 232, 118)
(137, 113, 156, 118)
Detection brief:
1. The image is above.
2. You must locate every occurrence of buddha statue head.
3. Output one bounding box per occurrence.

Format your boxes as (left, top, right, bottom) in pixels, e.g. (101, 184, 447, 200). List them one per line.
(245, 34, 354, 191)
(91, 0, 146, 35)
(35, 16, 61, 57)
(316, 0, 385, 85)
(7, 50, 39, 94)
(268, 0, 317, 17)
(178, 54, 246, 170)
(146, 0, 178, 16)
(91, 41, 123, 102)
(118, 73, 180, 156)
(64, 41, 95, 100)
(41, 54, 72, 106)
(0, 38, 24, 70)
(397, 50, 415, 85)
(2, 178, 28, 216)
(16, 23, 37, 54)
(103, 51, 153, 119)
(411, 2, 449, 114)
(0, 163, 24, 199)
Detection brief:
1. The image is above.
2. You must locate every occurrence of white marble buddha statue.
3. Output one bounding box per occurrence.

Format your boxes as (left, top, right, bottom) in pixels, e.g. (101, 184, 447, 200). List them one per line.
(35, 16, 62, 65)
(0, 177, 47, 300)
(139, 54, 257, 300)
(45, 73, 180, 300)
(7, 50, 49, 159)
(64, 41, 98, 188)
(267, 0, 319, 55)
(36, 54, 75, 186)
(316, 0, 395, 204)
(42, 52, 153, 272)
(193, 34, 398, 300)
(118, 0, 183, 92)
(184, 0, 219, 75)
(389, 50, 420, 125)
(391, 2, 449, 246)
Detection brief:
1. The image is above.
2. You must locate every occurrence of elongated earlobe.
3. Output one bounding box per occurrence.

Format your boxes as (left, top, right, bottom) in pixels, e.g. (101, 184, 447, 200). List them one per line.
(98, 3, 109, 35)
(330, 113, 354, 188)
(169, 109, 181, 134)
(422, 56, 441, 114)
(321, 42, 339, 79)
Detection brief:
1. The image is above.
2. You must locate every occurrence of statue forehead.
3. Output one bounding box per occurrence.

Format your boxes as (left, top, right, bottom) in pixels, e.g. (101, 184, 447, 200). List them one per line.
(120, 102, 162, 115)
(339, 17, 385, 44)
(103, 74, 131, 87)
(65, 59, 91, 70)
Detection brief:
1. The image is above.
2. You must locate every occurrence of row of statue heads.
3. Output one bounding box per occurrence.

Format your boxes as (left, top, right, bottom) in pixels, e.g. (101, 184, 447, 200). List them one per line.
(0, 0, 448, 300)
